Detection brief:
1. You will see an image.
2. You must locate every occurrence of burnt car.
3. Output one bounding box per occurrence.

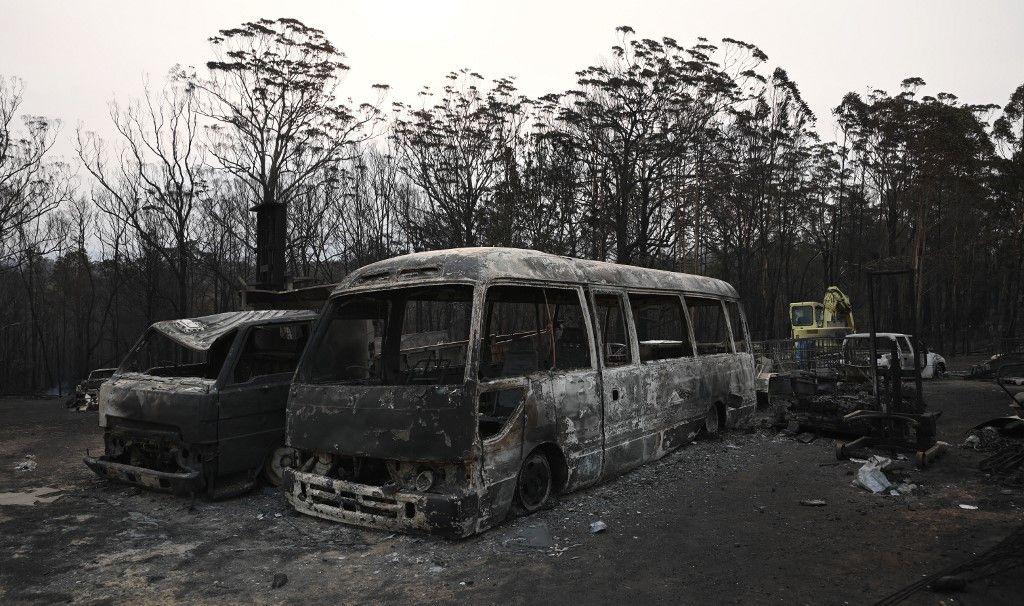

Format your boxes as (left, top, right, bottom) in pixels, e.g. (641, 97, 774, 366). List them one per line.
(84, 310, 315, 498)
(68, 367, 117, 411)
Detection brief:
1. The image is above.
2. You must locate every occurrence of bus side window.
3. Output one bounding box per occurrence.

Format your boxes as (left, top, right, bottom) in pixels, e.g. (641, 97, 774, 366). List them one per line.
(543, 288, 593, 372)
(726, 301, 749, 353)
(481, 286, 546, 379)
(592, 293, 633, 367)
(688, 297, 730, 355)
(628, 293, 693, 361)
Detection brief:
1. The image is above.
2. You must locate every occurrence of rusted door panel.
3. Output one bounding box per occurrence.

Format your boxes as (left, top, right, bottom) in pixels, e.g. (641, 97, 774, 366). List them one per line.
(599, 364, 645, 477)
(639, 359, 705, 455)
(478, 381, 527, 527)
(692, 354, 756, 421)
(550, 369, 603, 489)
(217, 374, 290, 475)
(480, 389, 526, 486)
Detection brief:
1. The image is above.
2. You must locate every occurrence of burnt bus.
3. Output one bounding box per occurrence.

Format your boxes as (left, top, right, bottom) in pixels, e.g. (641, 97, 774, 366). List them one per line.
(284, 248, 756, 537)
(84, 310, 315, 498)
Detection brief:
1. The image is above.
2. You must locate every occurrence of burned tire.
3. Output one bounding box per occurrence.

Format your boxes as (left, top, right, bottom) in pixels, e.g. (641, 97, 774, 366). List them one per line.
(262, 447, 296, 487)
(703, 404, 721, 437)
(515, 451, 552, 513)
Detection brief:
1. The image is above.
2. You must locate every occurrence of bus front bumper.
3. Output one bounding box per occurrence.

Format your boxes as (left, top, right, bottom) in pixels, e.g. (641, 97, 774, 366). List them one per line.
(283, 468, 478, 539)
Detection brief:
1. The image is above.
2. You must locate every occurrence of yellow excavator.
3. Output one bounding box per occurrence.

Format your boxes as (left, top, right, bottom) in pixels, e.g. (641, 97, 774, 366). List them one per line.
(790, 286, 856, 342)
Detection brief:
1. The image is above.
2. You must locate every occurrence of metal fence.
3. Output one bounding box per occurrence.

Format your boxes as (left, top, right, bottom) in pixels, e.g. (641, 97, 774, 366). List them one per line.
(751, 338, 845, 374)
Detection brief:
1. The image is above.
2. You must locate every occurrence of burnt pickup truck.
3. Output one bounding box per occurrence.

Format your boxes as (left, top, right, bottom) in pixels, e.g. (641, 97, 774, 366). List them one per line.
(68, 367, 117, 411)
(84, 310, 315, 498)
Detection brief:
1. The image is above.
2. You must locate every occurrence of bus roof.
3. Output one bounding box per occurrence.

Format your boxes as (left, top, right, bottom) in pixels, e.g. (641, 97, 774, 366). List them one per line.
(333, 247, 739, 299)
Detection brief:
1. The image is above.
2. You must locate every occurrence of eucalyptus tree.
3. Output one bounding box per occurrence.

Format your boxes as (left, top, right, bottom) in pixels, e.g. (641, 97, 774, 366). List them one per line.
(392, 70, 529, 249)
(195, 18, 384, 286)
(0, 76, 65, 263)
(987, 84, 1024, 339)
(553, 27, 766, 266)
(77, 79, 205, 317)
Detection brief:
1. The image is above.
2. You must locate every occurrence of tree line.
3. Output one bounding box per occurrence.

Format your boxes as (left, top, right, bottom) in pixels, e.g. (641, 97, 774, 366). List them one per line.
(1, 18, 1022, 393)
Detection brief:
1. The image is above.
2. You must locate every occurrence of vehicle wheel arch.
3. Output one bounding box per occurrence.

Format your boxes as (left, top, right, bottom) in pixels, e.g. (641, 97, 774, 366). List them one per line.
(527, 442, 569, 494)
(702, 400, 726, 436)
(715, 400, 728, 428)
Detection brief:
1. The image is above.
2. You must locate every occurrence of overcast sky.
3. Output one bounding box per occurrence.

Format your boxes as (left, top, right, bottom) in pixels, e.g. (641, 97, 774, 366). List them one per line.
(2, 0, 1023, 158)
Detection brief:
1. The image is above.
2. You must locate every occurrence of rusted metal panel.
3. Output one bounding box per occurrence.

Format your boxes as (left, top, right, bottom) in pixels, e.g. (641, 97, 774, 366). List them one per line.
(287, 384, 477, 461)
(98, 376, 219, 442)
(284, 468, 479, 538)
(152, 310, 314, 351)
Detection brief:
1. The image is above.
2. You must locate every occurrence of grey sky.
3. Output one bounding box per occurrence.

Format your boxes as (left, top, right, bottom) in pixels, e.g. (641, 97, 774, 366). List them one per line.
(2, 0, 1022, 157)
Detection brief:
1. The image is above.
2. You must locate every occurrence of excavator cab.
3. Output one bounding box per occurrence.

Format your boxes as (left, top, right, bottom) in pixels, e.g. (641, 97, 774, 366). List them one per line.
(790, 286, 855, 342)
(790, 303, 823, 335)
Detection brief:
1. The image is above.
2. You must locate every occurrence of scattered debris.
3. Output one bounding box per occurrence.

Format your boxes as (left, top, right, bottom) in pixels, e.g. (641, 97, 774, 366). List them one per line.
(795, 432, 817, 444)
(961, 434, 982, 449)
(14, 454, 37, 472)
(271, 573, 288, 589)
(799, 499, 826, 507)
(853, 456, 893, 493)
(958, 504, 979, 510)
(589, 520, 608, 534)
(895, 481, 918, 494)
(979, 443, 1024, 478)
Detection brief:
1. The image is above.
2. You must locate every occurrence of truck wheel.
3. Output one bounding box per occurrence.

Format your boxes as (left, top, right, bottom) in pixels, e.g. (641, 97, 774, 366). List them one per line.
(515, 452, 552, 513)
(935, 362, 946, 378)
(262, 447, 296, 487)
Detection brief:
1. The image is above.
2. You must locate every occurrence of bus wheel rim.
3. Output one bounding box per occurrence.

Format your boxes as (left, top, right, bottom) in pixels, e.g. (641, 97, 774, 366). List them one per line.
(519, 456, 550, 510)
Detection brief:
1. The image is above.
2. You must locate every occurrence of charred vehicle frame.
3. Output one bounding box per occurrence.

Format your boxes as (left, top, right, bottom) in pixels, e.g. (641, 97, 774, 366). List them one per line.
(284, 248, 756, 537)
(84, 310, 316, 498)
(68, 367, 117, 411)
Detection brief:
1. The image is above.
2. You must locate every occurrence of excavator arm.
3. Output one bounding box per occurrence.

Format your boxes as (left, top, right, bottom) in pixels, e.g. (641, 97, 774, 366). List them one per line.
(823, 286, 855, 332)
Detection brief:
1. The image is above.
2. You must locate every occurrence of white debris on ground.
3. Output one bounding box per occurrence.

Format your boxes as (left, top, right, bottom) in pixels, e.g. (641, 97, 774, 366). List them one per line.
(13, 454, 37, 473)
(853, 455, 893, 493)
(0, 486, 65, 506)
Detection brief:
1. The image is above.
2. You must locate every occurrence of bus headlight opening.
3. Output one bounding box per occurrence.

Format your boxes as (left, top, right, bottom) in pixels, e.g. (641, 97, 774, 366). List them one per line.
(415, 469, 435, 492)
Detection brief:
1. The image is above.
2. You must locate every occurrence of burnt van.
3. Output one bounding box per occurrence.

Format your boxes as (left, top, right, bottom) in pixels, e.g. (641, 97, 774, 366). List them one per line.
(84, 310, 315, 498)
(283, 248, 755, 537)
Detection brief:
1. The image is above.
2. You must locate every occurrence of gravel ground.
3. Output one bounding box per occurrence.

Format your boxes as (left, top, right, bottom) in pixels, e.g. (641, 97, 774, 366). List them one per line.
(1, 378, 1023, 605)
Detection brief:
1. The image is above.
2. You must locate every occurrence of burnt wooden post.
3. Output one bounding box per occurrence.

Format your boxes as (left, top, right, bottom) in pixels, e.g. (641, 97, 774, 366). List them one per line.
(253, 200, 287, 290)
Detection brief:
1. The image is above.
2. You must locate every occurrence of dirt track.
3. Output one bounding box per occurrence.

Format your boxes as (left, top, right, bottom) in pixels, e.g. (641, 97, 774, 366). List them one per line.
(2, 377, 1023, 605)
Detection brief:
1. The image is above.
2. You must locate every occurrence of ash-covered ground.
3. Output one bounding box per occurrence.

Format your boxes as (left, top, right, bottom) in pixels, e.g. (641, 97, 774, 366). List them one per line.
(2, 376, 1023, 605)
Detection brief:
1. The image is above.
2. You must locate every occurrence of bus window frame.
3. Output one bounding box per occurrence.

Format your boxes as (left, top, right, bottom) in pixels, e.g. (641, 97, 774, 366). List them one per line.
(587, 287, 640, 370)
(681, 295, 736, 356)
(723, 299, 750, 354)
(624, 289, 699, 362)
